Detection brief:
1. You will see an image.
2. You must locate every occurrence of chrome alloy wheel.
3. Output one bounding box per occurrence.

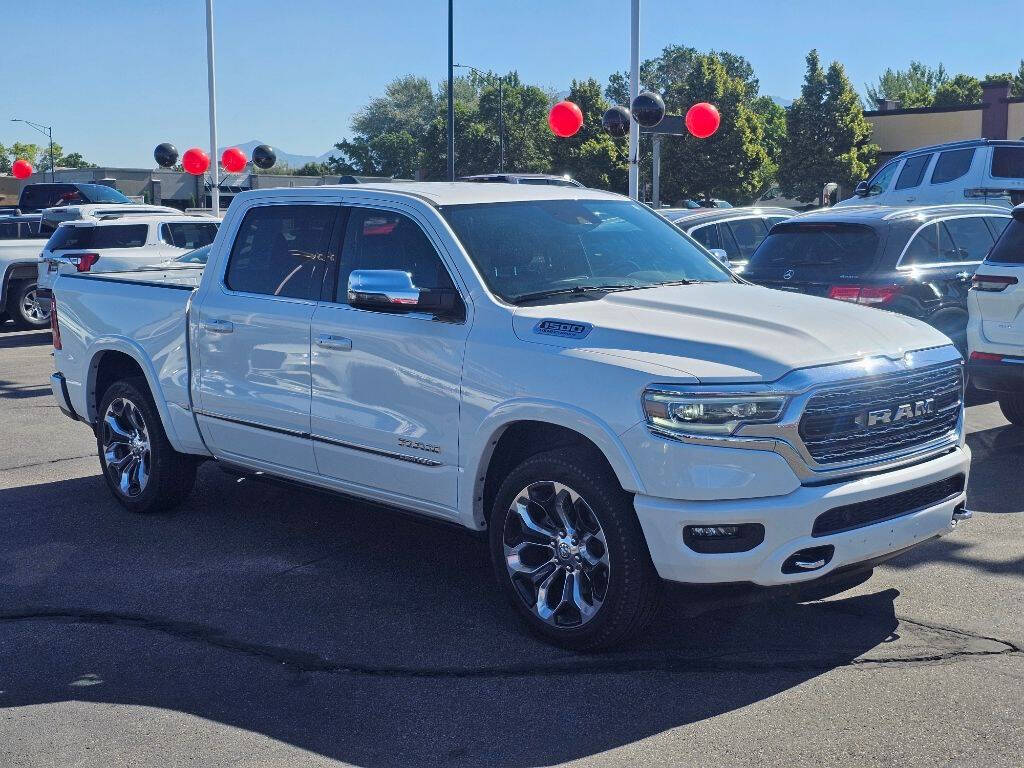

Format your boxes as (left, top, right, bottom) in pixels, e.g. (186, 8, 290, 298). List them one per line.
(21, 285, 50, 324)
(101, 398, 151, 498)
(503, 481, 611, 628)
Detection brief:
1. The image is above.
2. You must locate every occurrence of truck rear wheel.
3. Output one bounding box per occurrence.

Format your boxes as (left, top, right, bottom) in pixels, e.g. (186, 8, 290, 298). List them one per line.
(489, 447, 661, 650)
(998, 393, 1024, 426)
(8, 280, 50, 330)
(96, 377, 197, 513)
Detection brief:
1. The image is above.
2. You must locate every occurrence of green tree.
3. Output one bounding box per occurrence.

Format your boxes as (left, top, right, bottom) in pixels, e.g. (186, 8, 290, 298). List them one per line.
(549, 78, 626, 190)
(295, 161, 330, 176)
(751, 96, 786, 179)
(56, 151, 97, 169)
(659, 54, 771, 204)
(1013, 60, 1024, 97)
(605, 45, 758, 105)
(865, 61, 948, 108)
(781, 51, 877, 202)
(933, 74, 983, 107)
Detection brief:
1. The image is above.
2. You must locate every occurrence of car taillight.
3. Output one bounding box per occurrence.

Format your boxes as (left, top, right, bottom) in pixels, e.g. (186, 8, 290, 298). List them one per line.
(74, 253, 100, 272)
(969, 351, 1003, 362)
(50, 294, 62, 350)
(828, 285, 901, 305)
(971, 274, 1018, 292)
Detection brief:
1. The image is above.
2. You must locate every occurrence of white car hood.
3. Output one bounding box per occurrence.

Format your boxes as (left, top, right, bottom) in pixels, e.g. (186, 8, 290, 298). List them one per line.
(512, 283, 952, 383)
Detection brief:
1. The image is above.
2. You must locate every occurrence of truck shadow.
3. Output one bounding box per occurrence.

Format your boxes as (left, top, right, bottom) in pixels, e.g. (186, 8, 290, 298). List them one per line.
(0, 467, 959, 766)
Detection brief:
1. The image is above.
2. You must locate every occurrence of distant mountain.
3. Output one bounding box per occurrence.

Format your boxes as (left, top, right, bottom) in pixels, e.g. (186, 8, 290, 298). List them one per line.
(220, 140, 327, 169)
(769, 95, 793, 108)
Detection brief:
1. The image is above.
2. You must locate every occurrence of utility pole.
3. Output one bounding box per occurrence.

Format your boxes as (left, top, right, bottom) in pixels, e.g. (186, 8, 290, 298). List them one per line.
(447, 0, 455, 181)
(628, 0, 640, 199)
(10, 118, 55, 182)
(205, 0, 220, 216)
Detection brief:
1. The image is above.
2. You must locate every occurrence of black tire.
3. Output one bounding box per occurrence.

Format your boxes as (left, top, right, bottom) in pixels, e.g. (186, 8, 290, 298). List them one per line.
(7, 279, 50, 330)
(998, 393, 1024, 426)
(489, 447, 661, 650)
(96, 377, 197, 513)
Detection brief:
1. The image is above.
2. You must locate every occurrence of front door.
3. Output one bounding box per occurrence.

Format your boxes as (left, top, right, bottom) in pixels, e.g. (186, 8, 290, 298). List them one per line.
(310, 205, 468, 516)
(195, 202, 340, 474)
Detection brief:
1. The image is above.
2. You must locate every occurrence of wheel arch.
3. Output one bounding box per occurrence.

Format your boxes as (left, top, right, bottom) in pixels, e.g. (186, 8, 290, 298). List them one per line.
(466, 403, 645, 529)
(1, 261, 42, 310)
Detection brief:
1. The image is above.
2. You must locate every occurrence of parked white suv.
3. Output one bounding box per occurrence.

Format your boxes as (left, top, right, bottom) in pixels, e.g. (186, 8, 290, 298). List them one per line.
(967, 204, 1024, 424)
(47, 183, 972, 649)
(837, 139, 1024, 209)
(37, 212, 219, 307)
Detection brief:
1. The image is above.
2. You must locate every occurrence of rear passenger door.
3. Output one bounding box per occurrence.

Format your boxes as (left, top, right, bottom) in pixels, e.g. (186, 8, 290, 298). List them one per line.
(309, 204, 468, 516)
(194, 202, 341, 475)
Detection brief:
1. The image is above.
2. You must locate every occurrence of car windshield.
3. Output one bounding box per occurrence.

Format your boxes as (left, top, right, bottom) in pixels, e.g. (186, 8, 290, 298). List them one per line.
(440, 198, 732, 303)
(746, 223, 880, 271)
(174, 244, 212, 264)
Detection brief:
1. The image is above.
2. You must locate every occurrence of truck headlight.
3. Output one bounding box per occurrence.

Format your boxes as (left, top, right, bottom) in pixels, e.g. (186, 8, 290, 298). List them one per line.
(642, 390, 787, 436)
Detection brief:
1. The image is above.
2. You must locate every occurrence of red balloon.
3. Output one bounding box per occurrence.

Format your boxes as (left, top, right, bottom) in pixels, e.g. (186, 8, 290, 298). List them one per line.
(11, 158, 33, 179)
(221, 147, 247, 173)
(548, 100, 584, 138)
(685, 102, 721, 139)
(182, 147, 210, 175)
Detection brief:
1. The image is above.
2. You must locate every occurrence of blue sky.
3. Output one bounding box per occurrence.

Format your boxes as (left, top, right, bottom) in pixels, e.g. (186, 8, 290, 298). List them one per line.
(3, 0, 1021, 167)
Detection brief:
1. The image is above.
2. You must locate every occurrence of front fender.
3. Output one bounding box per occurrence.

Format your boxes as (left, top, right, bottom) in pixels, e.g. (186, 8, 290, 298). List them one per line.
(462, 399, 646, 529)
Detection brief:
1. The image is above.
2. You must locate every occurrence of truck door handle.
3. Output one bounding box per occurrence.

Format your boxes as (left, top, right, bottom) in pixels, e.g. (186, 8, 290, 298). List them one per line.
(316, 334, 352, 351)
(203, 318, 234, 334)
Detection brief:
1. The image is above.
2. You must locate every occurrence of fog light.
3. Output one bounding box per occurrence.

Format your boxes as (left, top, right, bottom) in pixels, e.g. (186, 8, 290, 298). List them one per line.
(683, 523, 765, 554)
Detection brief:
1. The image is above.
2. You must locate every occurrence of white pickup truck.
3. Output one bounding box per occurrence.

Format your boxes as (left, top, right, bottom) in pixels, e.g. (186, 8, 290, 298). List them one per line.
(47, 183, 972, 649)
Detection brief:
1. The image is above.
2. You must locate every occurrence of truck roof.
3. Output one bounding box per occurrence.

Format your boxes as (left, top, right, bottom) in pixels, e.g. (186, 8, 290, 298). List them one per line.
(237, 181, 624, 208)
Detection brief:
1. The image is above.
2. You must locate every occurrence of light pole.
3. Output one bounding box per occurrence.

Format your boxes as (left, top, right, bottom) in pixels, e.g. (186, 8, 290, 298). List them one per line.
(447, 0, 455, 181)
(10, 118, 55, 182)
(628, 0, 640, 199)
(454, 64, 505, 172)
(205, 0, 220, 216)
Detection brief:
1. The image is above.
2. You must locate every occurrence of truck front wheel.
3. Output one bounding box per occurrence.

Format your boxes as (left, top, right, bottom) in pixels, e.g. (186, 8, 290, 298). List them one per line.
(489, 447, 661, 650)
(96, 378, 197, 513)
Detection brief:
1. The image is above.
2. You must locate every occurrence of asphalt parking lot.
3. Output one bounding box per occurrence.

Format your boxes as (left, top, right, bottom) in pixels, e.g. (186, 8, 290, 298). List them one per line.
(1, 326, 1022, 768)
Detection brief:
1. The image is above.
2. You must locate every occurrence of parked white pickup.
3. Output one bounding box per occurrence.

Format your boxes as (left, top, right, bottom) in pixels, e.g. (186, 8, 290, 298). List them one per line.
(48, 182, 972, 649)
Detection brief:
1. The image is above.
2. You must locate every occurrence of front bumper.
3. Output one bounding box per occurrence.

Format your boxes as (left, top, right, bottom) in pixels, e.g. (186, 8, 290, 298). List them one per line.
(634, 445, 970, 587)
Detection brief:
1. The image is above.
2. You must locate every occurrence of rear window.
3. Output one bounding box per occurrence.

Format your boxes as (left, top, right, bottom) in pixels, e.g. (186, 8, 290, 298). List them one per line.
(46, 224, 148, 251)
(992, 147, 1024, 179)
(746, 224, 880, 272)
(930, 148, 975, 184)
(985, 217, 1024, 264)
(160, 221, 219, 249)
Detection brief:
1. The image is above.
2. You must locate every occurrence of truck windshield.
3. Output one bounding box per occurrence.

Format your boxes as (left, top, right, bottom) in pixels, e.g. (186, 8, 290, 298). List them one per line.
(439, 199, 732, 303)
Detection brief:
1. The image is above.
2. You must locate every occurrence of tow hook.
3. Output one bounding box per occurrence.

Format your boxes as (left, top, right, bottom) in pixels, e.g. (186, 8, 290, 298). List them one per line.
(951, 503, 974, 527)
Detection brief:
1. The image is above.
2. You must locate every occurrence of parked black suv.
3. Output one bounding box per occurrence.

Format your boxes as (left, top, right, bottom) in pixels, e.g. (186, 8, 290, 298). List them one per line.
(743, 204, 1012, 353)
(13, 183, 133, 214)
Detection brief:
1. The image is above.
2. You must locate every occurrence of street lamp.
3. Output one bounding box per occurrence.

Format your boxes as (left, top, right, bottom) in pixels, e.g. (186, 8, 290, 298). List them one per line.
(10, 118, 55, 182)
(454, 64, 505, 172)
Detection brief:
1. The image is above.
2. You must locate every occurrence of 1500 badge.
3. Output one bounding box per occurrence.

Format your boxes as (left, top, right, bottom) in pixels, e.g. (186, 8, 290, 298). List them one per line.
(398, 438, 441, 454)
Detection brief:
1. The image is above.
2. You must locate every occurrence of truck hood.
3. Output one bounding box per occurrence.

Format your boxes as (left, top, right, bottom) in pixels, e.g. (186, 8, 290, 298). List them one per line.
(512, 282, 952, 383)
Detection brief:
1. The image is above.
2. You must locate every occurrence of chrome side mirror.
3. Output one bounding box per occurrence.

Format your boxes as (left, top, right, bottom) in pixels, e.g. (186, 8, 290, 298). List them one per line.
(708, 248, 731, 268)
(348, 269, 421, 309)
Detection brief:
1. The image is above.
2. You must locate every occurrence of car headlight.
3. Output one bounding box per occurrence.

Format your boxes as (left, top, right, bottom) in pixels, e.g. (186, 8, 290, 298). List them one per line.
(642, 389, 787, 436)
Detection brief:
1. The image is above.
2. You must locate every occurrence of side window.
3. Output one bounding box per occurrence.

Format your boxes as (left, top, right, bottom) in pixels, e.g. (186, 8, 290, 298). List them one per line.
(901, 222, 959, 266)
(895, 154, 932, 190)
(867, 160, 900, 195)
(943, 217, 995, 263)
(985, 217, 1011, 240)
(91, 225, 148, 249)
(225, 205, 337, 300)
(161, 222, 219, 249)
(722, 218, 768, 260)
(336, 208, 456, 305)
(689, 223, 721, 251)
(930, 148, 975, 184)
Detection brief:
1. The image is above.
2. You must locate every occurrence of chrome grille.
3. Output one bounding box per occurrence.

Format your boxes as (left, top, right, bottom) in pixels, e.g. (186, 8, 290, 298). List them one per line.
(799, 364, 962, 465)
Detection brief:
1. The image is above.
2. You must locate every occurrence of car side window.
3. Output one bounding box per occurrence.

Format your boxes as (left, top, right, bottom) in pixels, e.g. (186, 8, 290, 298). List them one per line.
(335, 208, 456, 305)
(901, 222, 959, 266)
(722, 218, 768, 260)
(895, 154, 932, 190)
(943, 217, 995, 263)
(225, 204, 337, 300)
(930, 148, 975, 185)
(867, 160, 900, 195)
(689, 223, 721, 251)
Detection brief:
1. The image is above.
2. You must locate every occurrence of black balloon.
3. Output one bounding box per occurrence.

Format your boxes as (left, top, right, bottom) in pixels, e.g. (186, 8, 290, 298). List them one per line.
(154, 143, 179, 168)
(630, 91, 665, 128)
(602, 106, 631, 137)
(251, 144, 277, 170)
